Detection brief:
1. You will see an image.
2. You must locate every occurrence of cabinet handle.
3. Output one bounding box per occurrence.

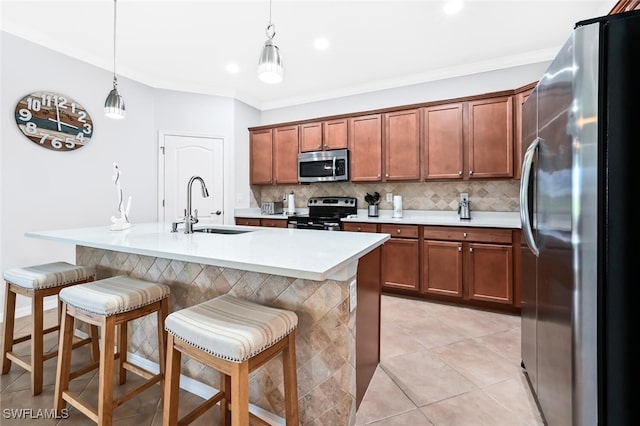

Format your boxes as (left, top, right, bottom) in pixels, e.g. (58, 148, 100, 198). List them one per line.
(317, 144, 321, 148)
(357, 227, 362, 231)
(463, 232, 467, 238)
(386, 173, 390, 177)
(396, 229, 401, 234)
(458, 246, 462, 252)
(470, 247, 474, 253)
(377, 174, 381, 178)
(469, 170, 474, 175)
(458, 170, 462, 176)
(323, 144, 327, 148)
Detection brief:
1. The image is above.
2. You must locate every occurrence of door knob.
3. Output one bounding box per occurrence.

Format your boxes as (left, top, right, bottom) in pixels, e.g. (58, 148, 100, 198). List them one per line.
(212, 210, 222, 215)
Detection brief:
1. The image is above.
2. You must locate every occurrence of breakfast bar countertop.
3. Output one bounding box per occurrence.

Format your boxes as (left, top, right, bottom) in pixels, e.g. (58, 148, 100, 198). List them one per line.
(25, 222, 389, 282)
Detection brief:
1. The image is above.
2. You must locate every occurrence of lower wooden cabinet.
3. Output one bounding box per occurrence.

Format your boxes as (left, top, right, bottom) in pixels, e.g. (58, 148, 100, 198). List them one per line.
(380, 225, 420, 292)
(423, 226, 514, 306)
(234, 217, 287, 228)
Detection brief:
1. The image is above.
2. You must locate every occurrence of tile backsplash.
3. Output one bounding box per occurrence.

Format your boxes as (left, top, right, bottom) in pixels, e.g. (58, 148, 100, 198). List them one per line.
(252, 180, 520, 212)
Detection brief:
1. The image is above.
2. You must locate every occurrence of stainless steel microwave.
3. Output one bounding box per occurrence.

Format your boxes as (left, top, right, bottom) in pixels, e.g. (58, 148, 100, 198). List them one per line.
(298, 149, 349, 183)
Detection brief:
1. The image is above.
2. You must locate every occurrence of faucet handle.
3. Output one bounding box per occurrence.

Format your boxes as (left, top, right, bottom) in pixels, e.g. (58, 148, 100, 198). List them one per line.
(194, 209, 199, 223)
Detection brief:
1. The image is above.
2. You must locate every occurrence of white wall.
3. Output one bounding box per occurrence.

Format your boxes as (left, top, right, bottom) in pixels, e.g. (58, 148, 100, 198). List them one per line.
(232, 99, 261, 208)
(261, 62, 550, 124)
(1, 32, 258, 317)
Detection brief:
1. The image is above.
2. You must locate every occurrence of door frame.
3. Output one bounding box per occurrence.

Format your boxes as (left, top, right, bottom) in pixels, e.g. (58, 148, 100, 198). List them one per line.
(157, 130, 231, 224)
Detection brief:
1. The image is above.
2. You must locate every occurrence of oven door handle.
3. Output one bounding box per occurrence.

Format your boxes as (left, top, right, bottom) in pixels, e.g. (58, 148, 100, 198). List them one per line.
(332, 157, 336, 178)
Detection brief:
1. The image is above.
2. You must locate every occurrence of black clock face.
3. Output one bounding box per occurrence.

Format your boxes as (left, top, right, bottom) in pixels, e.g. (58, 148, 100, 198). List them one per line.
(14, 91, 93, 151)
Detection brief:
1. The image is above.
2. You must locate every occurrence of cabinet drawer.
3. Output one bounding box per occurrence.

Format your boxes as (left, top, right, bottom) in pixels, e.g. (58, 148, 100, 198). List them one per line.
(343, 222, 378, 233)
(235, 217, 261, 226)
(260, 218, 287, 228)
(423, 226, 511, 244)
(380, 224, 419, 239)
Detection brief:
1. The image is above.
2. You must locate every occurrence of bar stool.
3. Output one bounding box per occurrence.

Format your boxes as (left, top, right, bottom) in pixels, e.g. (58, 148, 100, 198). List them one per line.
(2, 261, 97, 395)
(54, 275, 170, 426)
(162, 294, 299, 426)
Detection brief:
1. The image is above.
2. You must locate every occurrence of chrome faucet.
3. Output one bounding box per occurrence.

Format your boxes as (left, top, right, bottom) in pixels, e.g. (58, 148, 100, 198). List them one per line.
(179, 176, 210, 234)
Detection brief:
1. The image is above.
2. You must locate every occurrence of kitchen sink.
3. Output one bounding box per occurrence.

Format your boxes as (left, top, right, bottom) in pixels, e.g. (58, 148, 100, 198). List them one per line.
(193, 227, 252, 235)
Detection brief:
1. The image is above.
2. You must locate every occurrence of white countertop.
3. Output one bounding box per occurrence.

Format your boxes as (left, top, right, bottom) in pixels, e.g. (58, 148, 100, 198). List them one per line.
(25, 222, 389, 282)
(342, 210, 521, 228)
(235, 208, 521, 228)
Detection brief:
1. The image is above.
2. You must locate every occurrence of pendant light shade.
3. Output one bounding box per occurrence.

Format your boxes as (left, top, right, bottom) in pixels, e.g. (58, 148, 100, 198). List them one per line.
(258, 1, 283, 84)
(105, 0, 125, 119)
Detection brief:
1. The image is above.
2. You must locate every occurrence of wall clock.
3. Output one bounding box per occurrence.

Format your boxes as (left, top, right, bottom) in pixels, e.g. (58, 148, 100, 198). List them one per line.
(14, 91, 93, 151)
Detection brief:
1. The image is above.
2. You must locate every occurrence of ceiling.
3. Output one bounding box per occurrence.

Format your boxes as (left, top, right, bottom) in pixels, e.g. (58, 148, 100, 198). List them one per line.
(1, 0, 616, 110)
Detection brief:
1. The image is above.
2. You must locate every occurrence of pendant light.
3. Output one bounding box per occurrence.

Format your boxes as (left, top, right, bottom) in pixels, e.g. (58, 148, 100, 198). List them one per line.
(104, 0, 125, 119)
(257, 0, 283, 84)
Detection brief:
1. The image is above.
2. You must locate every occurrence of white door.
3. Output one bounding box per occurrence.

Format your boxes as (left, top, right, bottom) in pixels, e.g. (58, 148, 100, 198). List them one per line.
(160, 133, 224, 224)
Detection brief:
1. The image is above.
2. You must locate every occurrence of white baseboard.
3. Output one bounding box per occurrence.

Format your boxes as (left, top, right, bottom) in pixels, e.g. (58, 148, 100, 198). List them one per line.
(0, 297, 59, 320)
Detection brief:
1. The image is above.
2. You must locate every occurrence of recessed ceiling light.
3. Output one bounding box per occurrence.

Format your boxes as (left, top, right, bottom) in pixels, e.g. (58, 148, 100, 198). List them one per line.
(314, 37, 330, 50)
(226, 63, 240, 74)
(443, 0, 463, 15)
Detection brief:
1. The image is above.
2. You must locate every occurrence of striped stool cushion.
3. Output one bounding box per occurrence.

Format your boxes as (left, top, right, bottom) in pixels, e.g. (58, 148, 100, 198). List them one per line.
(165, 294, 298, 363)
(3, 262, 95, 290)
(59, 275, 170, 316)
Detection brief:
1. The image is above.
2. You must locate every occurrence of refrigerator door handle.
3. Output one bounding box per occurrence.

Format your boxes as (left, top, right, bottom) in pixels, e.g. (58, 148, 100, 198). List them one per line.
(520, 137, 540, 257)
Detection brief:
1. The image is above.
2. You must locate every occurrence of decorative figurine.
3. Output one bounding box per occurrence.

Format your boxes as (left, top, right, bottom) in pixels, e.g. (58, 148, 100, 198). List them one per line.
(110, 162, 131, 230)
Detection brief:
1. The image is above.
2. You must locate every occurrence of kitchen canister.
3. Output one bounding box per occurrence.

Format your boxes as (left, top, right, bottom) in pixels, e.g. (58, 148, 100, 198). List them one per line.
(393, 195, 403, 218)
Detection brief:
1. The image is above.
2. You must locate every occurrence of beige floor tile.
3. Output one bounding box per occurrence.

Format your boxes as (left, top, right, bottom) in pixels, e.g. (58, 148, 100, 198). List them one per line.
(420, 389, 529, 426)
(389, 317, 469, 350)
(381, 350, 476, 407)
(379, 322, 427, 360)
(433, 306, 519, 339)
(483, 375, 545, 425)
(430, 339, 521, 387)
(365, 408, 434, 425)
(473, 327, 522, 366)
(355, 366, 415, 425)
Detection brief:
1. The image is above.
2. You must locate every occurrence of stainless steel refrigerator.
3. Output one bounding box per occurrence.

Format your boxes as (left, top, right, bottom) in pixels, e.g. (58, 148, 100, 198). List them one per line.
(520, 10, 639, 426)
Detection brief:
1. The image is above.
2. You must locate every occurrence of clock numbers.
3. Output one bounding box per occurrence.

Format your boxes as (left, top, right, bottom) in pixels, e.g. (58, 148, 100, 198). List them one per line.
(16, 91, 93, 151)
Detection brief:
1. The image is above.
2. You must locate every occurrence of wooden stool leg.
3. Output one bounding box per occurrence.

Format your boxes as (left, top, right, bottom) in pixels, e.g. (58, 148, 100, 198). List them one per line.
(230, 362, 249, 426)
(2, 285, 16, 374)
(283, 332, 299, 426)
(31, 290, 44, 395)
(157, 298, 169, 378)
(118, 323, 127, 385)
(89, 324, 100, 362)
(162, 334, 181, 426)
(54, 303, 74, 412)
(221, 373, 231, 426)
(98, 316, 116, 426)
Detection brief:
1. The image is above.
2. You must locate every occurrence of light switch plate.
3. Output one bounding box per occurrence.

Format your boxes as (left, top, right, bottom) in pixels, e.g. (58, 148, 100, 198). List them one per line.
(386, 193, 393, 203)
(349, 280, 357, 312)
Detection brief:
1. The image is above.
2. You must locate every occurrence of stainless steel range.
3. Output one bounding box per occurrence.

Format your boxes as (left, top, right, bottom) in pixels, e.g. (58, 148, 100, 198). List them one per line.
(287, 196, 357, 231)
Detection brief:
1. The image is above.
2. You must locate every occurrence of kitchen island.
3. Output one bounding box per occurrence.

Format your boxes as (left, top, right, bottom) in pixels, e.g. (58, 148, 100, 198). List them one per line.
(26, 222, 389, 425)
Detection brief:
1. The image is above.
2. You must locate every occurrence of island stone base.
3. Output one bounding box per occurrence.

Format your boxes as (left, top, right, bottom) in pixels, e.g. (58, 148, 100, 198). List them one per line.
(77, 246, 357, 425)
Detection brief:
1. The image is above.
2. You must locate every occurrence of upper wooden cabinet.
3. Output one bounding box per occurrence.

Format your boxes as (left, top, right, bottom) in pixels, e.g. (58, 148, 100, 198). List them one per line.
(467, 96, 514, 179)
(423, 103, 464, 179)
(514, 84, 535, 179)
(249, 128, 273, 185)
(300, 119, 348, 152)
(384, 109, 421, 181)
(349, 114, 383, 182)
(250, 125, 299, 185)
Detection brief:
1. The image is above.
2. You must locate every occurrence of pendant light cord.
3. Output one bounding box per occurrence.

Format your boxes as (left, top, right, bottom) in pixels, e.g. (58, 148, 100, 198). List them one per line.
(112, 0, 118, 87)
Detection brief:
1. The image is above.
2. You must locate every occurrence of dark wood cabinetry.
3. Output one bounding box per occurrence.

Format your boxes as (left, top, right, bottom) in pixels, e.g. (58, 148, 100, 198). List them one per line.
(300, 119, 348, 152)
(235, 217, 287, 228)
(384, 109, 421, 181)
(343, 222, 378, 233)
(422, 226, 514, 306)
(249, 125, 299, 185)
(349, 114, 383, 182)
(423, 103, 464, 179)
(514, 84, 535, 179)
(380, 224, 420, 292)
(467, 96, 514, 179)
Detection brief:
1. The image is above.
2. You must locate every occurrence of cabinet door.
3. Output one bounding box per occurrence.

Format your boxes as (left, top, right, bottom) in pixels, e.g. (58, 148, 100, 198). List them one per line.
(250, 129, 273, 185)
(349, 114, 382, 182)
(423, 103, 464, 180)
(324, 118, 348, 150)
(467, 96, 514, 178)
(273, 125, 299, 184)
(300, 122, 323, 152)
(423, 240, 463, 298)
(384, 109, 420, 181)
(467, 243, 513, 304)
(515, 87, 535, 179)
(382, 238, 419, 292)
